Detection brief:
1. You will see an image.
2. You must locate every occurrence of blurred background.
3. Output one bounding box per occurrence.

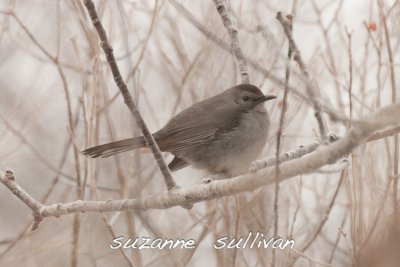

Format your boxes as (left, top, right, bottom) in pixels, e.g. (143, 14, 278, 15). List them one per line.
(0, 0, 399, 266)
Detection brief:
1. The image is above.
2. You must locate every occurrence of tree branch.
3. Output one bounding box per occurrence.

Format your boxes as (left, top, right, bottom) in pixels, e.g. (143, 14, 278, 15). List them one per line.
(250, 132, 339, 171)
(82, 0, 177, 190)
(213, 0, 250, 83)
(1, 103, 399, 231)
(0, 170, 43, 231)
(276, 12, 328, 143)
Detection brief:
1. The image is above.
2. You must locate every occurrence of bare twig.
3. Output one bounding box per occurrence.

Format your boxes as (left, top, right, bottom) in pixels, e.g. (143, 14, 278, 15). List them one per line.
(289, 177, 303, 239)
(0, 110, 80, 259)
(82, 0, 177, 190)
(309, 0, 345, 111)
(346, 30, 353, 126)
(291, 249, 333, 267)
(94, 181, 135, 267)
(0, 114, 75, 181)
(126, 0, 158, 83)
(316, 158, 349, 174)
(290, 171, 346, 266)
(367, 125, 400, 142)
(272, 13, 293, 267)
(100, 213, 135, 267)
(169, 0, 310, 103)
(379, 0, 399, 223)
(339, 227, 356, 264)
(276, 12, 328, 143)
(213, 0, 249, 83)
(328, 211, 348, 264)
(56, 63, 82, 267)
(172, 2, 350, 125)
(71, 213, 80, 267)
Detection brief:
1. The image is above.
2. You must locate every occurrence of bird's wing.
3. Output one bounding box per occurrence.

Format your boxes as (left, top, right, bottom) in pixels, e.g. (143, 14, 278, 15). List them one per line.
(168, 156, 190, 171)
(155, 98, 245, 153)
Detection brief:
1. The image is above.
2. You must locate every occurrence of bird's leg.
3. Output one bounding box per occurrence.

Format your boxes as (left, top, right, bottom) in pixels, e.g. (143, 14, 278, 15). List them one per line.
(200, 173, 229, 184)
(201, 177, 213, 184)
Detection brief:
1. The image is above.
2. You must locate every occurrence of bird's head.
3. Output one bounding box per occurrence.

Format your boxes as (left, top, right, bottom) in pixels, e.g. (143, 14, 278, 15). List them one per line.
(232, 84, 277, 109)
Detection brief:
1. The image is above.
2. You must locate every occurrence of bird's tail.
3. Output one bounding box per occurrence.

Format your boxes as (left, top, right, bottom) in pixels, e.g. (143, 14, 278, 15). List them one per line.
(82, 137, 146, 158)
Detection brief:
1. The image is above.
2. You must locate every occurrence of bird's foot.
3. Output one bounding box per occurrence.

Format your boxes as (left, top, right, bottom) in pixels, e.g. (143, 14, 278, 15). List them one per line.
(200, 177, 213, 184)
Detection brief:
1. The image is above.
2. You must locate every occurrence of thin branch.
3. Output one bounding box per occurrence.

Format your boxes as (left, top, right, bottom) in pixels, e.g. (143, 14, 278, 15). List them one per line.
(289, 177, 303, 239)
(367, 125, 400, 142)
(94, 178, 135, 267)
(290, 171, 346, 266)
(213, 0, 249, 83)
(100, 213, 135, 267)
(71, 213, 80, 267)
(82, 0, 177, 190)
(272, 13, 293, 267)
(346, 30, 353, 126)
(276, 12, 328, 143)
(171, 1, 352, 126)
(56, 65, 82, 267)
(0, 114, 75, 181)
(379, 0, 399, 224)
(0, 110, 80, 259)
(126, 0, 158, 83)
(169, 0, 309, 103)
(291, 249, 333, 267)
(328, 211, 348, 264)
(316, 158, 349, 174)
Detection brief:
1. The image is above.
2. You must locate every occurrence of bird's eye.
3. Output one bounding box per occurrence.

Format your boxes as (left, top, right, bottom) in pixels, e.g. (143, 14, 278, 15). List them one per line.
(242, 96, 250, 101)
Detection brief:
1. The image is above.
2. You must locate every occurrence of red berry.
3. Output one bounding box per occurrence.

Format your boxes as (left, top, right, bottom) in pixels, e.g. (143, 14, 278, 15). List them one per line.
(368, 22, 377, 31)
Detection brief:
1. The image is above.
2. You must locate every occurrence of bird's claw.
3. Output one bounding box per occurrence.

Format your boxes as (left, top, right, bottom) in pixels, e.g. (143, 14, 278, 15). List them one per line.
(201, 177, 213, 184)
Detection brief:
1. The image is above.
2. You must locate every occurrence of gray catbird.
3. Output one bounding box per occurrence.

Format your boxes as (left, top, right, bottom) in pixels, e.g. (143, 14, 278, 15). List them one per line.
(82, 84, 276, 176)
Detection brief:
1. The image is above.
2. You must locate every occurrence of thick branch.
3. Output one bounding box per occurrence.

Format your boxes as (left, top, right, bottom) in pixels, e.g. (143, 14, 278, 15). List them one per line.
(1, 104, 399, 230)
(250, 138, 322, 171)
(0, 170, 43, 231)
(82, 0, 176, 190)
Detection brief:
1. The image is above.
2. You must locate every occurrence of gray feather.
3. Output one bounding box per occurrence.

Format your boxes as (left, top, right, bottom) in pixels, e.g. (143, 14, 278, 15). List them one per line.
(82, 137, 146, 158)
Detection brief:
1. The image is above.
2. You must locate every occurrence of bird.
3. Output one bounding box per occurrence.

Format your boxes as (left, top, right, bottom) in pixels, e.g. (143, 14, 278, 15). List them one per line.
(82, 84, 276, 177)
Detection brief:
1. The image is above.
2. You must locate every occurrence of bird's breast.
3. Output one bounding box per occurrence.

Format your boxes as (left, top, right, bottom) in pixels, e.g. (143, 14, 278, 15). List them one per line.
(183, 111, 270, 177)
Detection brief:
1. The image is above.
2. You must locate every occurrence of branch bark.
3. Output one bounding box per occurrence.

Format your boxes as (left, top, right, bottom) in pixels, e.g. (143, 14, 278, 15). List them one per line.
(2, 103, 399, 230)
(82, 0, 176, 190)
(213, 0, 250, 84)
(276, 12, 328, 142)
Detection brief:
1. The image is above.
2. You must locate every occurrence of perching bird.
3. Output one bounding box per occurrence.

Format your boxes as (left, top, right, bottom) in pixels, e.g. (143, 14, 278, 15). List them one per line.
(82, 84, 276, 177)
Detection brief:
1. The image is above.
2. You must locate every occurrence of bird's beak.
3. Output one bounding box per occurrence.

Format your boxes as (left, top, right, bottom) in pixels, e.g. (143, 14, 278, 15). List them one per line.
(258, 95, 277, 103)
